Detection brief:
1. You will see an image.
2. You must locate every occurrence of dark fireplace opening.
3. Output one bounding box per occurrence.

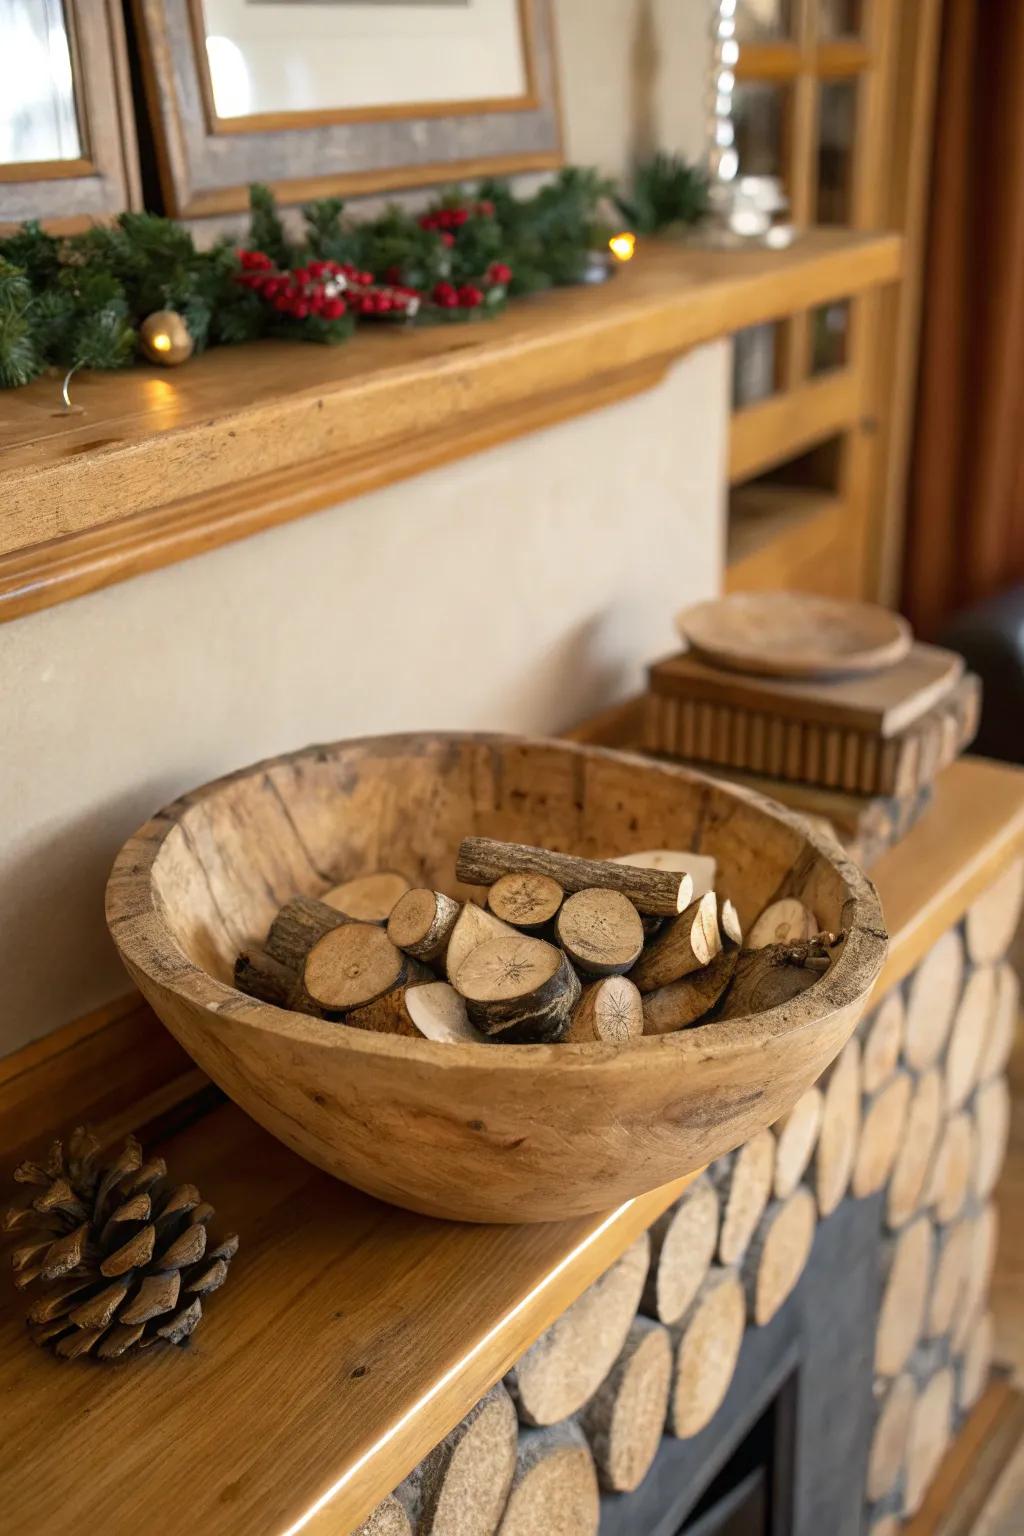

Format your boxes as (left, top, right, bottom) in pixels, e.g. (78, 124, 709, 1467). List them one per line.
(680, 1373, 797, 1536)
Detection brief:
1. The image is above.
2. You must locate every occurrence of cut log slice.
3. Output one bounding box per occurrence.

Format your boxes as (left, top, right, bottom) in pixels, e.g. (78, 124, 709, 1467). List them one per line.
(497, 1423, 599, 1536)
(641, 950, 739, 1036)
(405, 1383, 518, 1536)
(978, 962, 1020, 1083)
(641, 1175, 720, 1325)
(951, 1204, 998, 1354)
(712, 1130, 776, 1267)
(903, 1368, 953, 1517)
(904, 929, 964, 1071)
(405, 982, 488, 1044)
(580, 1316, 673, 1493)
(861, 989, 906, 1096)
(972, 1076, 1011, 1202)
(611, 848, 717, 900)
(853, 1070, 912, 1200)
(456, 837, 693, 917)
(487, 873, 563, 933)
(924, 1111, 973, 1224)
(771, 1086, 824, 1200)
(926, 1221, 971, 1339)
(715, 936, 841, 1021)
(344, 988, 420, 1037)
(454, 937, 580, 1043)
(741, 1187, 816, 1327)
(945, 965, 996, 1112)
(956, 1310, 994, 1415)
(354, 1495, 412, 1536)
(965, 857, 1024, 965)
(265, 896, 350, 977)
(747, 898, 819, 949)
(668, 1267, 746, 1438)
(567, 976, 643, 1044)
(387, 889, 460, 965)
(629, 893, 721, 993)
(323, 871, 411, 922)
(445, 903, 517, 987)
(866, 1373, 917, 1503)
(876, 1217, 935, 1377)
(720, 899, 743, 948)
(505, 1235, 649, 1426)
(304, 923, 407, 1014)
(887, 1069, 943, 1229)
(555, 888, 644, 978)
(814, 1038, 862, 1217)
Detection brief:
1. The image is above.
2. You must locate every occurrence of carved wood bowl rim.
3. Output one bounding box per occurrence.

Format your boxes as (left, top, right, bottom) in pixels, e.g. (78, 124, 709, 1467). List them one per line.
(106, 732, 888, 1071)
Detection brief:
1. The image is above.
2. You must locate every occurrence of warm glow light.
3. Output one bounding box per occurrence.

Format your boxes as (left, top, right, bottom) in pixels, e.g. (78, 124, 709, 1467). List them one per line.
(151, 332, 172, 352)
(608, 231, 637, 262)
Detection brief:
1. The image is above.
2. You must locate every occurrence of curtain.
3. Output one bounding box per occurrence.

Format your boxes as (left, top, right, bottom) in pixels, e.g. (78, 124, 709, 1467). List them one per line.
(902, 0, 1024, 637)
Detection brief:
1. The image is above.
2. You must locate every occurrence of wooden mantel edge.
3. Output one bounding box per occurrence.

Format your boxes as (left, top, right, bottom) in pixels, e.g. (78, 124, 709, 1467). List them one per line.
(0, 230, 902, 625)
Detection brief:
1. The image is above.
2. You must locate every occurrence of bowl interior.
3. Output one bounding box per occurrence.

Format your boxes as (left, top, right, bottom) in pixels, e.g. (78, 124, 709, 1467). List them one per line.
(148, 734, 851, 993)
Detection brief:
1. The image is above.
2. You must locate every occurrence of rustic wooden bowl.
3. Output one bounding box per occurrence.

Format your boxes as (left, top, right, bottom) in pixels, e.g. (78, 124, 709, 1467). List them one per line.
(106, 734, 886, 1223)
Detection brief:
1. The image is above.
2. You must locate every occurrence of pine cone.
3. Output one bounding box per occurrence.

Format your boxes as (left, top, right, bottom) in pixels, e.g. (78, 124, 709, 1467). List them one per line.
(3, 1127, 238, 1361)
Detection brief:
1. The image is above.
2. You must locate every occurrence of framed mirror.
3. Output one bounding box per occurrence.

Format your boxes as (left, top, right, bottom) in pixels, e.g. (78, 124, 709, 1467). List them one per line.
(133, 0, 562, 218)
(0, 0, 140, 230)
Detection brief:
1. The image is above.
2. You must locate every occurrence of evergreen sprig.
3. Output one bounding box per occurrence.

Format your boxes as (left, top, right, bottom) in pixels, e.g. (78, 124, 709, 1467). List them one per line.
(615, 153, 710, 235)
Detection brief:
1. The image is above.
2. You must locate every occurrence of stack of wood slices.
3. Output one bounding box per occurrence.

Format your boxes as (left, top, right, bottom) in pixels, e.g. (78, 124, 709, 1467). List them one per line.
(234, 838, 844, 1045)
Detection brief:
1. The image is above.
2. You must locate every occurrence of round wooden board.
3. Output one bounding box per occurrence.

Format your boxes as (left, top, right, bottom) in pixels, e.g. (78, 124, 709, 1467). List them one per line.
(675, 592, 913, 679)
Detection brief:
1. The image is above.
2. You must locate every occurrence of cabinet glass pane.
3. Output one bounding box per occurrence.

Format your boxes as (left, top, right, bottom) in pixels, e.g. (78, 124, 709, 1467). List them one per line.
(733, 322, 780, 408)
(817, 79, 857, 223)
(735, 0, 792, 41)
(0, 0, 82, 163)
(810, 300, 850, 374)
(819, 0, 862, 39)
(733, 83, 786, 179)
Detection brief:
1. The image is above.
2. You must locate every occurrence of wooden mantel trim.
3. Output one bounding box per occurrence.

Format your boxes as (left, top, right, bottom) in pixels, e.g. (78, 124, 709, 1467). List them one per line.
(0, 230, 901, 624)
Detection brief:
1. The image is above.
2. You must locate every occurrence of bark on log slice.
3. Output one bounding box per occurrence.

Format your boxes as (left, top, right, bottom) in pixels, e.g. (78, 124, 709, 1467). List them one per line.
(956, 1310, 994, 1415)
(866, 1373, 916, 1503)
(566, 976, 643, 1044)
(303, 924, 409, 1014)
(345, 988, 421, 1036)
(641, 1175, 720, 1324)
(628, 893, 721, 993)
(887, 1069, 943, 1229)
(555, 889, 644, 978)
(965, 857, 1024, 965)
(579, 1316, 673, 1493)
(265, 896, 349, 976)
(497, 1423, 599, 1536)
(813, 1038, 862, 1217)
(233, 948, 316, 1013)
(861, 989, 906, 1096)
(926, 1221, 970, 1339)
(924, 1110, 973, 1224)
(747, 898, 818, 949)
(945, 965, 996, 1112)
(323, 871, 411, 922)
(771, 1086, 824, 1200)
(405, 982, 489, 1044)
(387, 889, 460, 965)
(741, 1187, 816, 1327)
(978, 962, 1020, 1083)
(455, 837, 693, 918)
(853, 1070, 912, 1200)
(487, 874, 563, 933)
(712, 1130, 776, 1267)
(401, 1383, 518, 1536)
(445, 904, 517, 987)
(355, 1495, 412, 1536)
(715, 936, 840, 1021)
(454, 937, 580, 1043)
(876, 1217, 935, 1377)
(904, 929, 964, 1071)
(668, 1266, 745, 1438)
(611, 848, 717, 899)
(641, 950, 738, 1036)
(903, 1368, 953, 1516)
(972, 1076, 1011, 1201)
(951, 1203, 998, 1354)
(505, 1235, 650, 1426)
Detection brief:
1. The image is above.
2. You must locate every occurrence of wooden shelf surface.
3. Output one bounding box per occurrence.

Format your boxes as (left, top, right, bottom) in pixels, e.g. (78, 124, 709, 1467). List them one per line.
(2, 756, 1023, 1534)
(0, 230, 900, 624)
(725, 482, 855, 596)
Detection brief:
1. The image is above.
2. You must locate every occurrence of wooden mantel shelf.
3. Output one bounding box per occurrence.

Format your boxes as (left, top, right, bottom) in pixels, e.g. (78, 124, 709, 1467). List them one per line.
(2, 754, 1022, 1536)
(0, 229, 901, 624)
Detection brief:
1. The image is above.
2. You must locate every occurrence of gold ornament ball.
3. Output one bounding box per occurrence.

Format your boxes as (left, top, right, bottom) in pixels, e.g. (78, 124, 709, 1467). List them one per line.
(139, 309, 194, 366)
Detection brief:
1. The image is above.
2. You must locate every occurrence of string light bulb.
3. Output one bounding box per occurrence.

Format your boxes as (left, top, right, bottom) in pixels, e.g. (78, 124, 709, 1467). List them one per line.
(608, 231, 637, 262)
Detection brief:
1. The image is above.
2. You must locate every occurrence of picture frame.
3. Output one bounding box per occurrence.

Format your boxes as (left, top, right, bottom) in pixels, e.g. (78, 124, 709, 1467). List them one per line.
(132, 0, 563, 219)
(0, 0, 141, 232)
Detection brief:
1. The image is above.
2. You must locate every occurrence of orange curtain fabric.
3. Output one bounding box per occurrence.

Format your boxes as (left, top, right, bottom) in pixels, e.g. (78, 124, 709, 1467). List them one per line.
(903, 0, 1024, 637)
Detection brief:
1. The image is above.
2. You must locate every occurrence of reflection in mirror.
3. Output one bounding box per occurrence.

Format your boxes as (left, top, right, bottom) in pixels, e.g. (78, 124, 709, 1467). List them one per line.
(0, 0, 82, 164)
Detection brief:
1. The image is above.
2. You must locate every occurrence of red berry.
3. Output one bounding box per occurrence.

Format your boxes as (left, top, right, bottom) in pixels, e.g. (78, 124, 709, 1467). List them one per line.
(322, 297, 346, 319)
(477, 200, 495, 217)
(439, 231, 455, 248)
(263, 278, 282, 298)
(274, 295, 292, 312)
(292, 301, 310, 319)
(293, 267, 310, 284)
(489, 262, 512, 284)
(457, 284, 484, 308)
(452, 208, 469, 227)
(432, 281, 456, 301)
(376, 295, 393, 313)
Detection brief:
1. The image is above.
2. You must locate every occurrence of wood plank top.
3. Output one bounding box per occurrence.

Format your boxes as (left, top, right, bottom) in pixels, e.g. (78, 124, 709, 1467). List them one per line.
(0, 229, 901, 623)
(3, 756, 1021, 1536)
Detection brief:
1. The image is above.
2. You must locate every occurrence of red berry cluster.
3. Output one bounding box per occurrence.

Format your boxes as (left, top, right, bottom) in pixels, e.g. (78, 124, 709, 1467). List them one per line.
(346, 284, 422, 319)
(418, 199, 496, 244)
(236, 250, 354, 320)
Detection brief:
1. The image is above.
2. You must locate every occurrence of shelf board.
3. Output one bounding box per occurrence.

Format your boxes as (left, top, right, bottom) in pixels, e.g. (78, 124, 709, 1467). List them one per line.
(725, 482, 857, 596)
(0, 229, 901, 623)
(729, 368, 860, 485)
